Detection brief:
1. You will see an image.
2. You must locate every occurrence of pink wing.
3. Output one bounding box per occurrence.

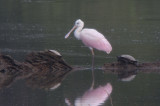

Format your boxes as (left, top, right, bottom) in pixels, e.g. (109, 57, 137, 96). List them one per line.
(75, 83, 112, 106)
(80, 28, 112, 54)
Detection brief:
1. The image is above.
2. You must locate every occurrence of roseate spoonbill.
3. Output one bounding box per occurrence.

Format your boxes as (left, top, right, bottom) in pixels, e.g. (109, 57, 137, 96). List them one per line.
(65, 83, 113, 106)
(65, 19, 112, 56)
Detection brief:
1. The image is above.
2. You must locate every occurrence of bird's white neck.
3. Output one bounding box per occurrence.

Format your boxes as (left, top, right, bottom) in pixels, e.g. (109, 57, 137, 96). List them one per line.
(74, 26, 83, 40)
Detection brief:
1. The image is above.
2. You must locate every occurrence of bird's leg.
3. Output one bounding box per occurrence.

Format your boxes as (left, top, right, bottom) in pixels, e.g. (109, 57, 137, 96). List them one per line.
(90, 48, 95, 89)
(90, 48, 95, 69)
(90, 65, 95, 89)
(91, 48, 95, 56)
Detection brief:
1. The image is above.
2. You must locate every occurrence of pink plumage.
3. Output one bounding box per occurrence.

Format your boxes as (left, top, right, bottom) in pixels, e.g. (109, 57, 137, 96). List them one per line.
(65, 19, 112, 55)
(75, 83, 112, 106)
(80, 28, 112, 54)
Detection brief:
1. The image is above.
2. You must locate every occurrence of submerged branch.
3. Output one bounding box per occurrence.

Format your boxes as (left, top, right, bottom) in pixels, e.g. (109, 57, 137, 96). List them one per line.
(0, 50, 72, 89)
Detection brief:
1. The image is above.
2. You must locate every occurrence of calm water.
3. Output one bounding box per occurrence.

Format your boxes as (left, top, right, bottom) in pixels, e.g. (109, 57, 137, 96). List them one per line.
(0, 0, 160, 106)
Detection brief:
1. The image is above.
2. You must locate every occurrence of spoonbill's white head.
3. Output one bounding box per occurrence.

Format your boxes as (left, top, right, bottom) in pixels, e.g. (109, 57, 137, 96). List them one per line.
(74, 19, 84, 28)
(65, 19, 84, 39)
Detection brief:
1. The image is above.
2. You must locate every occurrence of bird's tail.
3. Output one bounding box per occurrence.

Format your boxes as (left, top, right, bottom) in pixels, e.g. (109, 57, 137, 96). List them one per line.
(106, 42, 112, 54)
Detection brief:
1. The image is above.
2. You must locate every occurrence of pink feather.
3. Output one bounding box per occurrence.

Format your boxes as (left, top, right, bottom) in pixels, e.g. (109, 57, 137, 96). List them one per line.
(80, 28, 112, 54)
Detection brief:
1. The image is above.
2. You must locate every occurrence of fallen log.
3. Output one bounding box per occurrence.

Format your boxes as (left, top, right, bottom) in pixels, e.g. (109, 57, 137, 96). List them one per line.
(103, 54, 160, 74)
(25, 50, 72, 90)
(0, 50, 160, 88)
(0, 54, 32, 88)
(0, 50, 72, 89)
(103, 62, 160, 70)
(103, 62, 160, 82)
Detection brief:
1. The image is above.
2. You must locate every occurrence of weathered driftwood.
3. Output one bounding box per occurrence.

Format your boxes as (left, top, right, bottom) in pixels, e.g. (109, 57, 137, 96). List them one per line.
(0, 54, 32, 88)
(103, 62, 160, 73)
(0, 50, 160, 88)
(25, 50, 72, 90)
(103, 62, 160, 81)
(0, 50, 72, 89)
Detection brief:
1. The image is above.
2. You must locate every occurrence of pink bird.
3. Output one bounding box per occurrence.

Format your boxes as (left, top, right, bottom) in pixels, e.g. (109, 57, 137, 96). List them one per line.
(65, 83, 113, 106)
(65, 19, 112, 56)
(74, 83, 112, 106)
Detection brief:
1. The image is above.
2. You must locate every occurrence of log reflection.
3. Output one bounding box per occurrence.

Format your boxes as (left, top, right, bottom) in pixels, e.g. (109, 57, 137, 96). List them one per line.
(0, 50, 72, 90)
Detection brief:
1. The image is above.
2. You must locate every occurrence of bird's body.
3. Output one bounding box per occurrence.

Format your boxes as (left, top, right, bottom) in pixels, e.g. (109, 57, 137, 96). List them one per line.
(65, 19, 112, 55)
(80, 28, 112, 54)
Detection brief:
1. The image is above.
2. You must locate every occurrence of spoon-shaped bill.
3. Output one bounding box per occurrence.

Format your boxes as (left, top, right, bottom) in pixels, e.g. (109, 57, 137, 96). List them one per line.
(65, 26, 76, 39)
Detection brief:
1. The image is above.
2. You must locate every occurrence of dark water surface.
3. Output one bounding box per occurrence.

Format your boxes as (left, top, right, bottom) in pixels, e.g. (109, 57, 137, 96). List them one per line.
(0, 0, 160, 106)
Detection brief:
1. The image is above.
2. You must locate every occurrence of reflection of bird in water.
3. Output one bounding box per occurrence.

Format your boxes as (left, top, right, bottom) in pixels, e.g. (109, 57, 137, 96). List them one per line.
(65, 19, 112, 69)
(74, 83, 112, 106)
(65, 69, 113, 106)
